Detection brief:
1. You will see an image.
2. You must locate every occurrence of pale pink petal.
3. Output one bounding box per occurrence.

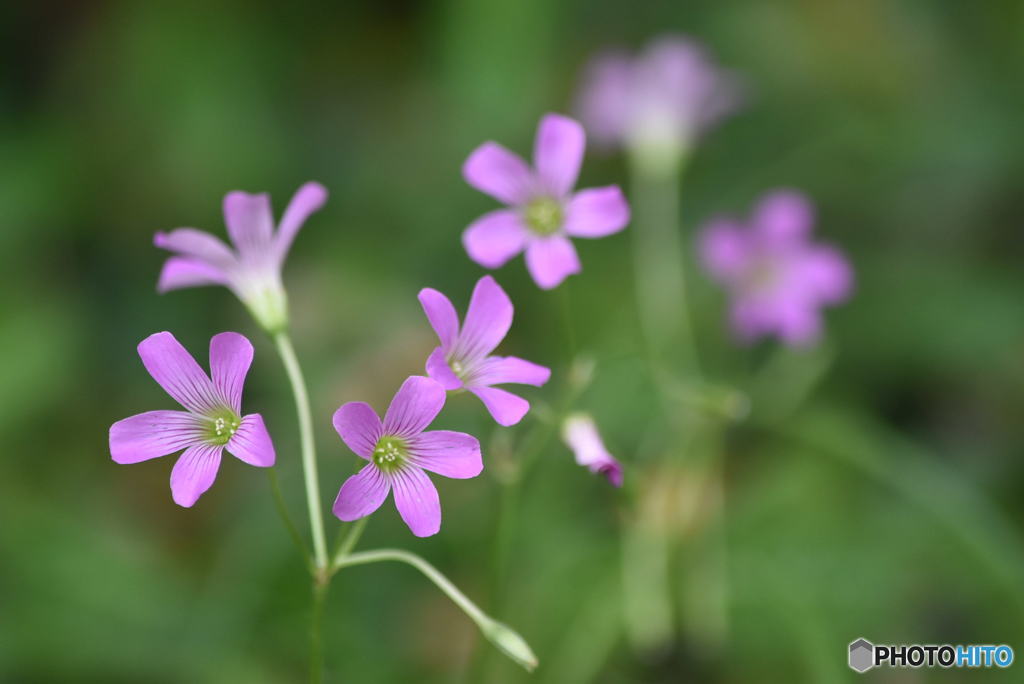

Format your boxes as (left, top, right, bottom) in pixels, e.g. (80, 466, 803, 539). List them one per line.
(698, 219, 751, 282)
(463, 142, 535, 205)
(575, 52, 633, 147)
(524, 236, 581, 290)
(469, 386, 530, 427)
(137, 332, 221, 414)
(561, 414, 623, 487)
(471, 356, 550, 387)
(332, 464, 391, 521)
(157, 257, 232, 293)
(458, 275, 513, 359)
(223, 191, 274, 255)
(170, 444, 223, 507)
(462, 209, 529, 269)
(109, 410, 204, 464)
(418, 288, 460, 349)
(275, 181, 328, 258)
(209, 332, 253, 412)
(800, 246, 853, 304)
(227, 414, 275, 467)
(425, 347, 463, 391)
(392, 466, 441, 537)
(775, 301, 823, 347)
(753, 190, 813, 244)
(154, 228, 236, 266)
(563, 186, 630, 238)
(533, 113, 586, 197)
(383, 376, 446, 437)
(408, 430, 482, 479)
(332, 402, 383, 459)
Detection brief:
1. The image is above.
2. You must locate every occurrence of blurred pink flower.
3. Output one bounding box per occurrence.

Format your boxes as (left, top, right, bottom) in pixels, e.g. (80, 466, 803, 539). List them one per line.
(561, 413, 623, 487)
(332, 376, 482, 537)
(698, 190, 853, 347)
(419, 275, 550, 427)
(109, 332, 275, 507)
(155, 182, 327, 332)
(462, 113, 630, 289)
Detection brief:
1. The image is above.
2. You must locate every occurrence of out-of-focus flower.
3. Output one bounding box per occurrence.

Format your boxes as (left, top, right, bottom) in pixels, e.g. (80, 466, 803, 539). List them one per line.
(109, 332, 275, 507)
(698, 190, 853, 346)
(155, 182, 327, 333)
(561, 413, 623, 487)
(462, 113, 630, 289)
(332, 376, 482, 537)
(419, 275, 550, 427)
(575, 35, 740, 168)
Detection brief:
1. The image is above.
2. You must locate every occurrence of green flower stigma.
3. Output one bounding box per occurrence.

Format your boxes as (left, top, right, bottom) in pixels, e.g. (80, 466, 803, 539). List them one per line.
(373, 435, 408, 473)
(523, 197, 564, 236)
(205, 408, 241, 446)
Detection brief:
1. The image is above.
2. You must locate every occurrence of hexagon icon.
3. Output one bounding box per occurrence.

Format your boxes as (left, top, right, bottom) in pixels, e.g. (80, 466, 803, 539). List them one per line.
(848, 638, 874, 673)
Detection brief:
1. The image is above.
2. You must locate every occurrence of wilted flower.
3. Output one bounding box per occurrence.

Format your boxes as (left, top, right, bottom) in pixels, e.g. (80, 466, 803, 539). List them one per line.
(109, 332, 275, 507)
(155, 182, 327, 333)
(576, 35, 740, 168)
(419, 275, 550, 426)
(332, 376, 482, 537)
(698, 189, 853, 346)
(561, 413, 623, 487)
(463, 113, 630, 289)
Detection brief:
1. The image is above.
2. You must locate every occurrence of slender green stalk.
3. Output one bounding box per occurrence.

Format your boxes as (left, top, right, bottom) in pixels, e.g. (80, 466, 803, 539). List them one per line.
(267, 468, 313, 571)
(273, 331, 329, 570)
(329, 517, 368, 572)
(310, 578, 329, 684)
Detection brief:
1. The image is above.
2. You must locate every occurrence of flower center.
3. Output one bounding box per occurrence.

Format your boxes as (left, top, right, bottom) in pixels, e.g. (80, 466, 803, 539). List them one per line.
(523, 197, 564, 236)
(372, 435, 408, 473)
(745, 258, 781, 293)
(205, 408, 241, 446)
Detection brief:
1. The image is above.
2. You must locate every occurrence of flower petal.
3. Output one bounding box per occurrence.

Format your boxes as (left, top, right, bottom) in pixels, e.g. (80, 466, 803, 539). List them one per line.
(563, 186, 630, 238)
(170, 444, 223, 507)
(425, 347, 463, 391)
(110, 410, 204, 464)
(227, 414, 275, 467)
(524, 236, 581, 290)
(561, 414, 623, 487)
(154, 228, 236, 267)
(775, 301, 823, 347)
(463, 142, 534, 205)
(533, 113, 586, 197)
(575, 52, 633, 147)
(209, 332, 253, 412)
(418, 287, 459, 349)
(408, 430, 483, 479)
(332, 464, 391, 522)
(157, 257, 232, 293)
(800, 245, 853, 304)
(223, 191, 274, 255)
(458, 275, 513, 359)
(332, 402, 383, 459)
(392, 466, 441, 537)
(462, 209, 529, 269)
(275, 181, 328, 258)
(469, 386, 530, 426)
(471, 356, 550, 387)
(382, 376, 446, 437)
(137, 332, 220, 414)
(698, 218, 751, 283)
(753, 190, 813, 244)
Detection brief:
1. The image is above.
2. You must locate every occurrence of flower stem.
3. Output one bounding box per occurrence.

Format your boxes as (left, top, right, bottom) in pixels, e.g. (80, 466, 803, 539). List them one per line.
(273, 331, 329, 571)
(267, 468, 313, 572)
(309, 576, 329, 684)
(329, 517, 368, 573)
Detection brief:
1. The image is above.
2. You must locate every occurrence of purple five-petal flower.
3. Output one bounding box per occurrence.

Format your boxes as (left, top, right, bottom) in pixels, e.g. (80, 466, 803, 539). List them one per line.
(561, 413, 623, 487)
(155, 182, 327, 332)
(332, 376, 483, 537)
(698, 189, 854, 347)
(419, 275, 550, 427)
(109, 332, 275, 507)
(462, 113, 630, 289)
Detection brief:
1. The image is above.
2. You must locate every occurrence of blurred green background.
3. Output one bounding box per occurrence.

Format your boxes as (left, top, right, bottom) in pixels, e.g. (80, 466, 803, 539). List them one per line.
(3, 0, 1024, 681)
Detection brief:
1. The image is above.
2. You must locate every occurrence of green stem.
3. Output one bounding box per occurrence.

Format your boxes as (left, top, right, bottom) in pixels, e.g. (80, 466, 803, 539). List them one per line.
(273, 331, 329, 571)
(329, 517, 368, 573)
(267, 468, 313, 572)
(310, 578, 328, 684)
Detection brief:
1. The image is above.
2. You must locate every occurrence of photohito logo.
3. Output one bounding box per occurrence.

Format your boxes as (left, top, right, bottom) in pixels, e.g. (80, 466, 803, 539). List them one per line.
(848, 638, 1014, 673)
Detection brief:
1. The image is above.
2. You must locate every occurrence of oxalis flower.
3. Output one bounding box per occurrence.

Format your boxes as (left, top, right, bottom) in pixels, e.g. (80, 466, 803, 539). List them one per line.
(332, 376, 482, 537)
(462, 113, 630, 289)
(419, 275, 550, 427)
(109, 332, 275, 507)
(698, 189, 854, 346)
(154, 182, 327, 333)
(561, 413, 623, 487)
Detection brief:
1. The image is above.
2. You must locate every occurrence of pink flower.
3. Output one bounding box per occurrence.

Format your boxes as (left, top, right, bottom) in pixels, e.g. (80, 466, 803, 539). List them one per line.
(561, 413, 623, 487)
(462, 113, 630, 289)
(332, 376, 483, 537)
(155, 182, 327, 332)
(419, 276, 550, 427)
(109, 332, 275, 507)
(698, 190, 854, 346)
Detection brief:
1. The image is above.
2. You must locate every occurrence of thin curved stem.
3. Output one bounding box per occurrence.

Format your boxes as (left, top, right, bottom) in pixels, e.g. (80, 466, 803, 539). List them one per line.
(273, 331, 329, 570)
(267, 468, 313, 572)
(329, 517, 368, 573)
(310, 579, 328, 684)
